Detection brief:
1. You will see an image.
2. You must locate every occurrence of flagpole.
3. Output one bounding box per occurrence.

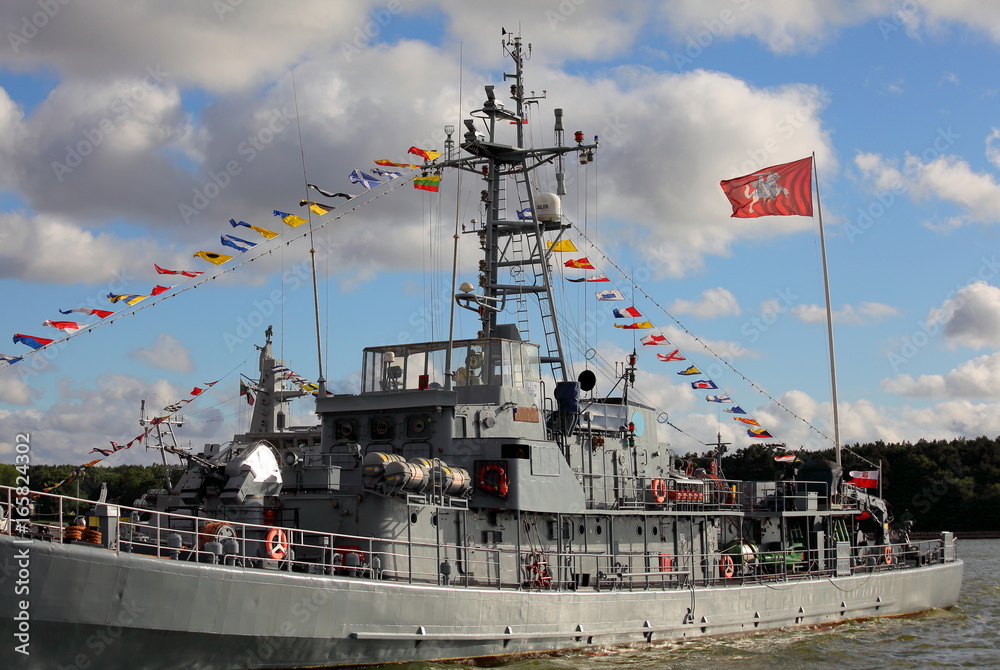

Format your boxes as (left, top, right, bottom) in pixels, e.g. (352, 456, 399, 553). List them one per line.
(813, 152, 841, 467)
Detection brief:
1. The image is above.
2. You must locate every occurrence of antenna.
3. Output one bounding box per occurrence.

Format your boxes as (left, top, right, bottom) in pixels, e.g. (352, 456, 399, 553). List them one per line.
(291, 69, 328, 398)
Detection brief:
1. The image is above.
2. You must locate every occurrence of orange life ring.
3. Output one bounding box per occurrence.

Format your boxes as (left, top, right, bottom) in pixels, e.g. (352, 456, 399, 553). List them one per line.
(265, 527, 288, 560)
(720, 554, 735, 579)
(478, 464, 509, 497)
(658, 553, 673, 572)
(650, 478, 667, 504)
(883, 545, 893, 565)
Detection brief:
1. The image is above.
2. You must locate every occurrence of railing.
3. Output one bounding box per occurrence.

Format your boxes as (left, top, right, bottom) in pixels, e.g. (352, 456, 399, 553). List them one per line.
(0, 485, 952, 594)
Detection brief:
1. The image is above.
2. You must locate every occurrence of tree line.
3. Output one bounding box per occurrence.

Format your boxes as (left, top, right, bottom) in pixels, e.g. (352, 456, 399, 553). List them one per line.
(2, 434, 998, 531)
(717, 435, 1000, 532)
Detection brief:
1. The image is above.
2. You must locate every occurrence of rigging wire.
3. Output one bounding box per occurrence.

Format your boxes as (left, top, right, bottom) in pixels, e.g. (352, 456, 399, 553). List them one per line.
(575, 229, 834, 447)
(2, 175, 417, 370)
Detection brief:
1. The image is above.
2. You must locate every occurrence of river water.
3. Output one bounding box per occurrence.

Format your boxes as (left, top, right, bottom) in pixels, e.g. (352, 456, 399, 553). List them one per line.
(394, 538, 999, 670)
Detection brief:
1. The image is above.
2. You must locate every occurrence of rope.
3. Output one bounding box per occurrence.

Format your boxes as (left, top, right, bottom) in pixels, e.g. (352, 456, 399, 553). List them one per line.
(3, 173, 417, 370)
(575, 229, 834, 447)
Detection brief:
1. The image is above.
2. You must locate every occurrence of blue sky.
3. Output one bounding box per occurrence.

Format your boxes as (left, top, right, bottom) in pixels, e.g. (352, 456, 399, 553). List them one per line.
(3, 1, 1000, 465)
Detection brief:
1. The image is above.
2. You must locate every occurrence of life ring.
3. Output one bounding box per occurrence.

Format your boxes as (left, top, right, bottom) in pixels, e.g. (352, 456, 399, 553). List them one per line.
(478, 464, 509, 497)
(720, 554, 735, 579)
(265, 528, 288, 560)
(650, 478, 667, 504)
(882, 545, 893, 565)
(658, 553, 673, 572)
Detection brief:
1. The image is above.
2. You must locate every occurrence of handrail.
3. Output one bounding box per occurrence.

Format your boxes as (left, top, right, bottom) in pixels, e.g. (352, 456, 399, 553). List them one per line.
(0, 484, 952, 594)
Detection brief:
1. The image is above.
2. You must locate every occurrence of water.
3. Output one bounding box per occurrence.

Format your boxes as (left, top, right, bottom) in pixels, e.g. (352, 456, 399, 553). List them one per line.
(389, 539, 1000, 670)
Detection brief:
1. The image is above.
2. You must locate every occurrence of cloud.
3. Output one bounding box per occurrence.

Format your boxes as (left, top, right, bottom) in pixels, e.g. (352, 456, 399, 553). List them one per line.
(670, 287, 740, 318)
(0, 372, 226, 464)
(0, 374, 37, 405)
(0, 2, 377, 94)
(742, 388, 1000, 450)
(0, 212, 167, 284)
(128, 333, 195, 372)
(987, 128, 1000, 169)
(927, 281, 1000, 349)
(892, 1, 1000, 43)
(881, 352, 1000, 399)
(790, 301, 900, 325)
(854, 146, 1000, 228)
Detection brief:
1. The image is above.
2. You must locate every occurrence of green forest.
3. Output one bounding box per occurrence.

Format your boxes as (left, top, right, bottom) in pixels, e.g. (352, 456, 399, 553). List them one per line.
(716, 435, 1000, 532)
(2, 435, 998, 532)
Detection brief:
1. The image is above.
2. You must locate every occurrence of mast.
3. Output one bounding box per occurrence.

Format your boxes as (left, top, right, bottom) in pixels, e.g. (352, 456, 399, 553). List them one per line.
(448, 32, 598, 381)
(813, 153, 841, 466)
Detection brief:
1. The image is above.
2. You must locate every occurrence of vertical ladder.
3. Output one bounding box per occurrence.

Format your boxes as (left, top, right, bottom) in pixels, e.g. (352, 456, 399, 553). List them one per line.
(513, 167, 566, 381)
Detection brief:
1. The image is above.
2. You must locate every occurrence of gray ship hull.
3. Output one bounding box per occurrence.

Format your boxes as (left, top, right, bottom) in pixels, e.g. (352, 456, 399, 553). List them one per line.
(1, 534, 964, 670)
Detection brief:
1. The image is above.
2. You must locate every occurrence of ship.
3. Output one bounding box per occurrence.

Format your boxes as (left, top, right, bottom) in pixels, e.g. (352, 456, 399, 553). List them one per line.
(0, 33, 963, 670)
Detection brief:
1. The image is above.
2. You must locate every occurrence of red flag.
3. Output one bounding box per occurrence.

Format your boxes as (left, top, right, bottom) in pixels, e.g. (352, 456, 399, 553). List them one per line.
(13, 334, 54, 349)
(154, 263, 203, 278)
(720, 156, 813, 218)
(564, 258, 595, 269)
(60, 307, 114, 318)
(407, 146, 442, 161)
(191, 387, 204, 396)
(151, 285, 172, 296)
(375, 159, 420, 168)
(42, 320, 85, 333)
(640, 334, 668, 346)
(656, 350, 686, 361)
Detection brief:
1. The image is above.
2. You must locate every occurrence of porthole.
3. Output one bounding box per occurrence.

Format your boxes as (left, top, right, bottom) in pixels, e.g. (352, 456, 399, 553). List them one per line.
(637, 525, 643, 536)
(410, 512, 418, 524)
(596, 525, 603, 536)
(579, 524, 586, 535)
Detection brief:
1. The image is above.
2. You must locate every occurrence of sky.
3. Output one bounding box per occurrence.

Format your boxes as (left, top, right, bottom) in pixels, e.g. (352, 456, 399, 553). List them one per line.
(2, 0, 1000, 468)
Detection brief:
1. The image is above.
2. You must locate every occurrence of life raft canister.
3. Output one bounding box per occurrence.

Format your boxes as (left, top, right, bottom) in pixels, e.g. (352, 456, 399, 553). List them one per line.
(658, 553, 673, 572)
